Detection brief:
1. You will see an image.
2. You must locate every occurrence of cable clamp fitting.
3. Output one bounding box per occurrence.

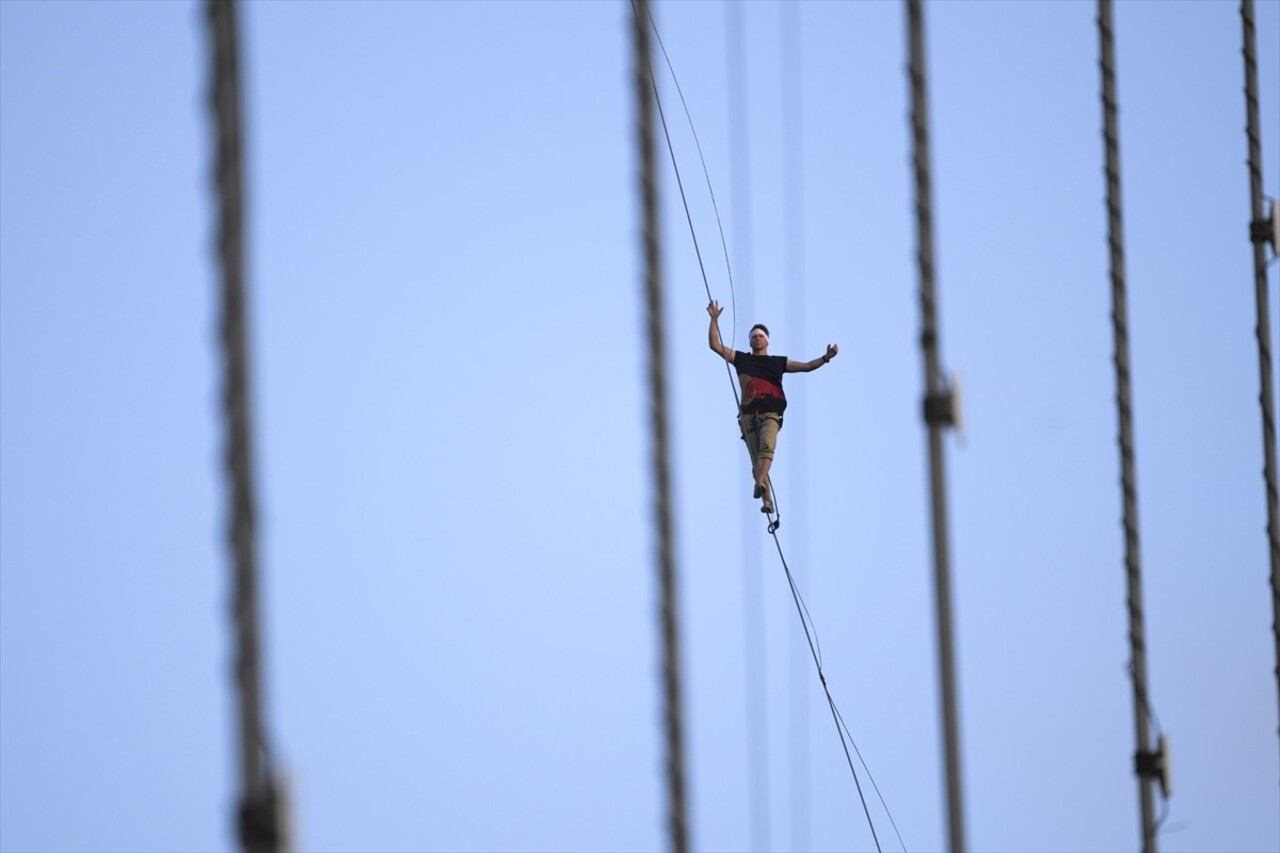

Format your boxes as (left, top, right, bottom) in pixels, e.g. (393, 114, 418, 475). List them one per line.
(923, 373, 965, 441)
(923, 389, 955, 427)
(1251, 199, 1279, 254)
(1133, 733, 1172, 799)
(238, 762, 291, 853)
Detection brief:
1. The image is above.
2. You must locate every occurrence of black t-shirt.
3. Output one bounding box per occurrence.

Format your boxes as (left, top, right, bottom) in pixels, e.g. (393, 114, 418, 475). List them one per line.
(734, 351, 787, 414)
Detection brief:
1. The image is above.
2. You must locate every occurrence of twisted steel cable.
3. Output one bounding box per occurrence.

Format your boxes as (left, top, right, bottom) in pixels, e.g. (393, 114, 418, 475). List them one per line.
(905, 2, 965, 850)
(1241, 0, 1280, 745)
(632, 2, 689, 850)
(1097, 2, 1159, 850)
(206, 2, 282, 850)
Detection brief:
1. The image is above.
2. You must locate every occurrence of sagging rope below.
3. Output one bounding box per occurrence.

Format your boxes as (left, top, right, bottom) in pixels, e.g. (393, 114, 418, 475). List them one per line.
(769, 524, 907, 853)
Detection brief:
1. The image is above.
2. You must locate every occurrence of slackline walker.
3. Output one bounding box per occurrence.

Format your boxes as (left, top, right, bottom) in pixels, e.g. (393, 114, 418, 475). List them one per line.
(706, 302, 838, 517)
(633, 3, 906, 850)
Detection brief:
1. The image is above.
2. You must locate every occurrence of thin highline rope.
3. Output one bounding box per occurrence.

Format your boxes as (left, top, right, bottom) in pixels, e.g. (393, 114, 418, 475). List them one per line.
(769, 527, 902, 853)
(644, 4, 739, 350)
(832, 702, 908, 851)
(632, 0, 737, 406)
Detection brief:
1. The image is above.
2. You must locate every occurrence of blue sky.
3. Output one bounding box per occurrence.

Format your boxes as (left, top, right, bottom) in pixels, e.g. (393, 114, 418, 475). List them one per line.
(1, 1, 1278, 851)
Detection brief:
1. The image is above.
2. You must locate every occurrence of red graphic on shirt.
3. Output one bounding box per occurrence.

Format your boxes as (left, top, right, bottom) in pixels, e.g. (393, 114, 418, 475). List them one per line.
(741, 376, 784, 407)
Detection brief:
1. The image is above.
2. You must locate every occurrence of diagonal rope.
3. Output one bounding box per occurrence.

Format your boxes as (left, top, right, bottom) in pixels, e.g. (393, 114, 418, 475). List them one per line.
(632, 1, 740, 412)
(832, 702, 909, 852)
(645, 4, 739, 354)
(768, 525, 908, 853)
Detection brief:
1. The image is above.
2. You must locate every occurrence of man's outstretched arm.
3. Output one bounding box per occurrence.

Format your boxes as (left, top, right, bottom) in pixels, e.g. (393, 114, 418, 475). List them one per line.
(786, 343, 839, 373)
(707, 301, 735, 362)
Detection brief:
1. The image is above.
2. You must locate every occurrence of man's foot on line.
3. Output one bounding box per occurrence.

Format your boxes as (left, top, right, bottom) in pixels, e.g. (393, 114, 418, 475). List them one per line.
(761, 499, 774, 515)
(753, 482, 766, 499)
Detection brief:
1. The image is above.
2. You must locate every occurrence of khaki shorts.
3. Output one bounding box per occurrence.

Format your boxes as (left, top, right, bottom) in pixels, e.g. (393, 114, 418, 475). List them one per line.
(739, 412, 782, 461)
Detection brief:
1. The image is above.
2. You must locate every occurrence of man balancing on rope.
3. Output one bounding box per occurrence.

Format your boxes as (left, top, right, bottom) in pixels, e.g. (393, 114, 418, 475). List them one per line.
(707, 300, 838, 515)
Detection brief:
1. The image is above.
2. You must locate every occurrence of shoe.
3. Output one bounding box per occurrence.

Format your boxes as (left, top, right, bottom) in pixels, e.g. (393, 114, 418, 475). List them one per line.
(761, 498, 774, 515)
(753, 482, 766, 499)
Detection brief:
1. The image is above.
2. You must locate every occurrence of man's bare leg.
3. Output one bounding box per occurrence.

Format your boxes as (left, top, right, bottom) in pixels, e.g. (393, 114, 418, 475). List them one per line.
(755, 456, 773, 497)
(744, 422, 766, 499)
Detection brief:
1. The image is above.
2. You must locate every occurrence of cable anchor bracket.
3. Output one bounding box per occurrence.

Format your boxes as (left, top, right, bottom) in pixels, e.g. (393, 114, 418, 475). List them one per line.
(923, 372, 965, 440)
(1133, 733, 1172, 800)
(1250, 199, 1279, 254)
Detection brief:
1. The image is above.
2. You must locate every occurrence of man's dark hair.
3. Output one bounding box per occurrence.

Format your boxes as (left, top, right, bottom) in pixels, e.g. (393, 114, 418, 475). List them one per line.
(750, 323, 769, 337)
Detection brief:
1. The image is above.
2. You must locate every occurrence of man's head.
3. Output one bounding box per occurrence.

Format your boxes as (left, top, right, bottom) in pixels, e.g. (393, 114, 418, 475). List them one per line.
(749, 323, 769, 354)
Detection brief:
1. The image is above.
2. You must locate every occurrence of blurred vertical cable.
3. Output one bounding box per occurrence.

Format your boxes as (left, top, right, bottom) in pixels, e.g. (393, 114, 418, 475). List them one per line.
(205, 1, 286, 850)
(780, 4, 810, 851)
(905, 1, 966, 850)
(726, 4, 772, 850)
(1240, 0, 1280, 748)
(1097, 2, 1160, 850)
(631, 2, 689, 851)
